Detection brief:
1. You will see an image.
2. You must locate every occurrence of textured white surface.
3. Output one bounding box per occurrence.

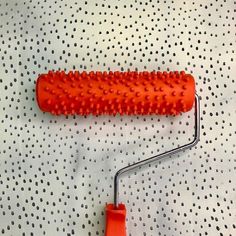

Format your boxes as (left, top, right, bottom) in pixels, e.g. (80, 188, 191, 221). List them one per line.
(0, 0, 236, 235)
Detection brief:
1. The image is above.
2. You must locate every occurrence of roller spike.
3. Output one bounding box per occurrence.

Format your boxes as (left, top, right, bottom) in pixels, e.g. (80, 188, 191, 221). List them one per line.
(183, 77, 188, 82)
(45, 86, 50, 91)
(112, 110, 117, 116)
(74, 71, 79, 78)
(140, 101, 145, 107)
(170, 109, 176, 115)
(130, 98, 135, 104)
(82, 71, 87, 78)
(46, 99, 51, 105)
(154, 87, 158, 92)
(68, 71, 73, 78)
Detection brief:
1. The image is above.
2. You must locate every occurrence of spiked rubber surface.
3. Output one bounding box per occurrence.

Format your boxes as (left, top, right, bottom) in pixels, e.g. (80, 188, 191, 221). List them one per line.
(36, 71, 195, 115)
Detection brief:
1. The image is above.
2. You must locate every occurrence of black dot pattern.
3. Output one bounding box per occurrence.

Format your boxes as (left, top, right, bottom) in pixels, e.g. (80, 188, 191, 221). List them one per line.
(0, 0, 236, 236)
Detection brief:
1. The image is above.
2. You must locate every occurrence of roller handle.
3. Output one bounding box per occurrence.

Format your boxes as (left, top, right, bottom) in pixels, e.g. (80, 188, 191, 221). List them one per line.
(105, 204, 126, 236)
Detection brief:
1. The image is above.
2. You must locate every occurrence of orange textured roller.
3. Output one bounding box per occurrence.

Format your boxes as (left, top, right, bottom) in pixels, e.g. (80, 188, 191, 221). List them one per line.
(36, 70, 195, 115)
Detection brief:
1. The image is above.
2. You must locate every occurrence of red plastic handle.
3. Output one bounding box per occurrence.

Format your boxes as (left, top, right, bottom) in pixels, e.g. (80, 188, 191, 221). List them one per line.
(105, 204, 126, 236)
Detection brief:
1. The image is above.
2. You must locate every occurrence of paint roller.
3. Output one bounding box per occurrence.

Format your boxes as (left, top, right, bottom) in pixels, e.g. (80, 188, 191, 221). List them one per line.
(36, 70, 200, 236)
